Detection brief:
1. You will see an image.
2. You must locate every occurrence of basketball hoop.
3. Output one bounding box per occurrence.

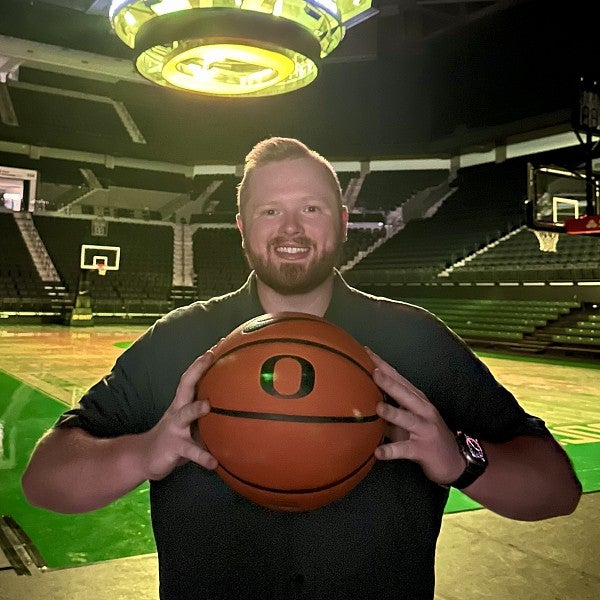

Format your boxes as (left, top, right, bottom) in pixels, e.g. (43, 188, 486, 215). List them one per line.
(96, 262, 107, 276)
(532, 229, 559, 252)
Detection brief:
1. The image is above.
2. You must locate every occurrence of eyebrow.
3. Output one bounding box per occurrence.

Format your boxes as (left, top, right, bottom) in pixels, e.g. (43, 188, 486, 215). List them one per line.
(254, 195, 333, 205)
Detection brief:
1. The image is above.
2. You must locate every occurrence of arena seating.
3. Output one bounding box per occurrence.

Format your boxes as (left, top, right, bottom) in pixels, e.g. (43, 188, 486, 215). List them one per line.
(2, 156, 599, 357)
(447, 227, 600, 283)
(355, 170, 448, 212)
(192, 227, 249, 299)
(191, 175, 240, 223)
(0, 213, 50, 311)
(534, 305, 600, 348)
(340, 227, 387, 266)
(32, 215, 173, 313)
(338, 171, 359, 195)
(399, 297, 581, 344)
(346, 160, 527, 285)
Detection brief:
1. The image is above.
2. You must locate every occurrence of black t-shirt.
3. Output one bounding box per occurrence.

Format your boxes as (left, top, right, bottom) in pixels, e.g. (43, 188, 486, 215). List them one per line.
(56, 272, 546, 599)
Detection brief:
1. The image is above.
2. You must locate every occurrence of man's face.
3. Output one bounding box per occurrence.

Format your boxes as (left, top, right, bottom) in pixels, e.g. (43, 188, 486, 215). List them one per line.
(236, 157, 348, 295)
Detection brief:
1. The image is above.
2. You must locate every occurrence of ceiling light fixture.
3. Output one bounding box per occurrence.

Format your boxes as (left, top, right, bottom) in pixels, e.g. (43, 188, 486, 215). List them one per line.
(109, 0, 375, 97)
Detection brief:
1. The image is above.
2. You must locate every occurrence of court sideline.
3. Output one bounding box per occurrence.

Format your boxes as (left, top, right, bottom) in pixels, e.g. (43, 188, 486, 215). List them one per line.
(0, 325, 598, 599)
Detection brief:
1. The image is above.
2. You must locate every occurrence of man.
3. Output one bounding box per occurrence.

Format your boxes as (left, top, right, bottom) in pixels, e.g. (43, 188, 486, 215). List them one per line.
(22, 137, 581, 599)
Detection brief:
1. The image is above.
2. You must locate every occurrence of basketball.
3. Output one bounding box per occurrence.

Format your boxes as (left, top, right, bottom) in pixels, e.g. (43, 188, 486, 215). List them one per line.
(196, 312, 385, 512)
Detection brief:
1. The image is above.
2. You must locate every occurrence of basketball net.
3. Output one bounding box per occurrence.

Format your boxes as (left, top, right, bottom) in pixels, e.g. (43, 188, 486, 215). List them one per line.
(96, 262, 107, 276)
(533, 230, 559, 253)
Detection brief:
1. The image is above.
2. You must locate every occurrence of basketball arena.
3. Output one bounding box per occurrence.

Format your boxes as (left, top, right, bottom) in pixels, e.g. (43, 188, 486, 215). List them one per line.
(0, 1, 599, 599)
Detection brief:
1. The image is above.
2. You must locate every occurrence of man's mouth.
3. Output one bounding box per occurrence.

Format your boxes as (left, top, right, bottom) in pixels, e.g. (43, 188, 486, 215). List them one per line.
(273, 243, 311, 259)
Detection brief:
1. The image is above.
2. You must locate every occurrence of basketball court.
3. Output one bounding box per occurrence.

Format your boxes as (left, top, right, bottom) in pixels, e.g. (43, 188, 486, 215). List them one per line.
(0, 324, 599, 599)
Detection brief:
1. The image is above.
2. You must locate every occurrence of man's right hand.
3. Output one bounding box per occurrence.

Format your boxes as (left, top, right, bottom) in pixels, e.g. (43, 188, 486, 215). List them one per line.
(22, 349, 219, 514)
(141, 350, 219, 481)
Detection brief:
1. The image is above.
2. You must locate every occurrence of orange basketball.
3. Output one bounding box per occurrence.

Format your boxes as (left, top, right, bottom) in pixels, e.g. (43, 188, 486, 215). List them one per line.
(196, 312, 385, 512)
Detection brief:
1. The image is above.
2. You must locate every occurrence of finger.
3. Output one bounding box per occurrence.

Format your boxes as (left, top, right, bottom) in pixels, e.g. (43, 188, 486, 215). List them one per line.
(171, 350, 215, 410)
(366, 348, 430, 399)
(210, 337, 226, 354)
(175, 399, 212, 428)
(366, 347, 401, 379)
(366, 348, 414, 386)
(376, 401, 422, 433)
(373, 367, 432, 418)
(375, 439, 414, 462)
(178, 439, 218, 470)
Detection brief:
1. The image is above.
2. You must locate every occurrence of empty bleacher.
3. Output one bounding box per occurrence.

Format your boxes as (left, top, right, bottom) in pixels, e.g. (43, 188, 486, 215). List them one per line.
(400, 297, 581, 344)
(355, 169, 448, 212)
(338, 171, 359, 197)
(193, 227, 250, 299)
(0, 213, 50, 311)
(447, 227, 600, 283)
(2, 152, 598, 358)
(191, 175, 240, 224)
(341, 226, 387, 266)
(533, 304, 600, 349)
(346, 159, 529, 286)
(32, 215, 173, 314)
(32, 215, 91, 300)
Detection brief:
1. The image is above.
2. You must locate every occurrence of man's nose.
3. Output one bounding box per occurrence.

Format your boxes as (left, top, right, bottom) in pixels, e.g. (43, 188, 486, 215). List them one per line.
(279, 211, 303, 234)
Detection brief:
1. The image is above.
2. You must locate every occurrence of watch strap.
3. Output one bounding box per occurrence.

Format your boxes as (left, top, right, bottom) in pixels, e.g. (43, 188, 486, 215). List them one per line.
(447, 433, 487, 490)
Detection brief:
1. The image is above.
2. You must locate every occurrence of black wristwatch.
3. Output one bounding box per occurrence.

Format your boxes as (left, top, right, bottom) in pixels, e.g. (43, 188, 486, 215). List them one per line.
(447, 432, 488, 489)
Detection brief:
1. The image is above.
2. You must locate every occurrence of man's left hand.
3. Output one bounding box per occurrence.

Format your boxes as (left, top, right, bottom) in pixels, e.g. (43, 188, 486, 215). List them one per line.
(368, 349, 466, 486)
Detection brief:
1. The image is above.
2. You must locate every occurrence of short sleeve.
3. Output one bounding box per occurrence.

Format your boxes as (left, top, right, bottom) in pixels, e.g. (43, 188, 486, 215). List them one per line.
(55, 329, 160, 437)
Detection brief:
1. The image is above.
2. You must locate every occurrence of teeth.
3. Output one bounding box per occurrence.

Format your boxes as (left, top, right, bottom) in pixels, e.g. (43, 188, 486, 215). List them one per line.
(276, 246, 307, 254)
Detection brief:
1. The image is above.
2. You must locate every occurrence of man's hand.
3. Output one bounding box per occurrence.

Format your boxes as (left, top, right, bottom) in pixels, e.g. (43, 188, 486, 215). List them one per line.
(368, 349, 465, 486)
(23, 347, 222, 513)
(141, 351, 218, 480)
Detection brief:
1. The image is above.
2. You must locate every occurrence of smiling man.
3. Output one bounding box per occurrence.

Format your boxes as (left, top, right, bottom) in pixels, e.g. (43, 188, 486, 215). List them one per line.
(236, 139, 348, 303)
(22, 137, 581, 600)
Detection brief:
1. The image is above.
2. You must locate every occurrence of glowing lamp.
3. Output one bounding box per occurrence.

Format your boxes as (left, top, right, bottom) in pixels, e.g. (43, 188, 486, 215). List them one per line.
(109, 0, 375, 97)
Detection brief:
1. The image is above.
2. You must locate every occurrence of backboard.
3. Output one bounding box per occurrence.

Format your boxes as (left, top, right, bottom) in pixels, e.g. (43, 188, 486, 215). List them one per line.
(525, 163, 600, 233)
(80, 244, 121, 273)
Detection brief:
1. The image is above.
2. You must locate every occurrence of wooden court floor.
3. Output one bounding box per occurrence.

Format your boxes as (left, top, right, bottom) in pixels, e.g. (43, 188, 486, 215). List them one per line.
(0, 324, 598, 599)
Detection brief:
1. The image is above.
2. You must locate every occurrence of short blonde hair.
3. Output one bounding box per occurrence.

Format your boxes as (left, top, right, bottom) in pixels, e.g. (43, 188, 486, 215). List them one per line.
(237, 137, 342, 217)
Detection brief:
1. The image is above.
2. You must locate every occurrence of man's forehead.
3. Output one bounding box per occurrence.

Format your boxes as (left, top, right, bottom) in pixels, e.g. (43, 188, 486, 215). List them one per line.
(248, 193, 334, 208)
(253, 157, 329, 179)
(250, 158, 336, 192)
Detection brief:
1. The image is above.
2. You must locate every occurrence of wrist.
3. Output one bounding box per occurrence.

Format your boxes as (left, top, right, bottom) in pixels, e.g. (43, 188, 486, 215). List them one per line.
(441, 432, 488, 490)
(116, 432, 153, 485)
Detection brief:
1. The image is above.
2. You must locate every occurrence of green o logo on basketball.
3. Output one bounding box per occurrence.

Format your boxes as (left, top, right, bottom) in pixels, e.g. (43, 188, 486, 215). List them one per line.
(260, 355, 315, 399)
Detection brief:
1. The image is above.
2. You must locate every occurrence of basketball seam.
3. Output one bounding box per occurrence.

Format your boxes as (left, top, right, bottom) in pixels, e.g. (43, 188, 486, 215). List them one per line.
(209, 337, 373, 377)
(215, 455, 377, 495)
(209, 407, 380, 423)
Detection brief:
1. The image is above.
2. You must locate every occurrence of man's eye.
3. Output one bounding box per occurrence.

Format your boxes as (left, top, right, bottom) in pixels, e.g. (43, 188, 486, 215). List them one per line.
(305, 205, 320, 213)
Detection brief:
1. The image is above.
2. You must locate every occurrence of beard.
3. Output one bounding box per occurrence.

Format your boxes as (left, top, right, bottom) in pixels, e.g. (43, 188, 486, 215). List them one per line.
(243, 235, 344, 296)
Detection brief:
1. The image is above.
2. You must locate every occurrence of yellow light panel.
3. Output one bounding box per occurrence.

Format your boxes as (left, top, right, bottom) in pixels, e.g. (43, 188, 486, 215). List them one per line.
(160, 43, 295, 95)
(109, 0, 373, 96)
(150, 0, 192, 16)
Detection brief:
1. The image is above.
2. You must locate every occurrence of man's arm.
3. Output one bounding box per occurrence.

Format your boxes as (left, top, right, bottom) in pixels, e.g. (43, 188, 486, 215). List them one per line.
(22, 427, 155, 513)
(370, 351, 582, 521)
(465, 434, 581, 520)
(22, 352, 218, 514)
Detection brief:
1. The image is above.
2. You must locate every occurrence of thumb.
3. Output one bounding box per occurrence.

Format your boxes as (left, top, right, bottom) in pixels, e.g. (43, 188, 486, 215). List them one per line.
(171, 351, 215, 410)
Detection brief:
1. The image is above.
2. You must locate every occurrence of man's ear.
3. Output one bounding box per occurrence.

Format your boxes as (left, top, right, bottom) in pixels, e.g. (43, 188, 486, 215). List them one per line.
(341, 205, 349, 241)
(236, 213, 245, 248)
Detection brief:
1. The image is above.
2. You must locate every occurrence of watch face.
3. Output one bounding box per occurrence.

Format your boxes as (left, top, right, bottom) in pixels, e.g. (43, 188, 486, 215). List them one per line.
(464, 435, 486, 462)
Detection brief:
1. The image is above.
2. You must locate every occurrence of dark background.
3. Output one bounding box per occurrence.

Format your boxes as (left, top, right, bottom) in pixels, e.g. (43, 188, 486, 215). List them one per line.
(0, 0, 597, 169)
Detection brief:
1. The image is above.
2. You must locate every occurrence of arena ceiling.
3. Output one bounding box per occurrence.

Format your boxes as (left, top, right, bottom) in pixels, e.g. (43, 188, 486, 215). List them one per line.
(0, 0, 597, 180)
